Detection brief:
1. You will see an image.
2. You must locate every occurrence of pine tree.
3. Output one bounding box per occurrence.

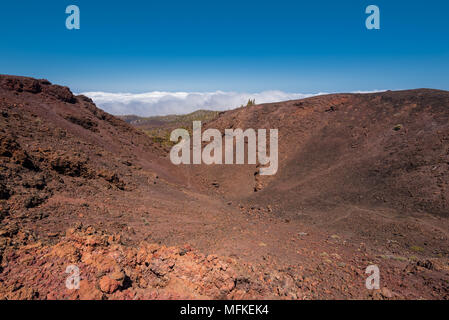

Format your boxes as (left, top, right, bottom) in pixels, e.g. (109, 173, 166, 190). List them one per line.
(246, 99, 255, 107)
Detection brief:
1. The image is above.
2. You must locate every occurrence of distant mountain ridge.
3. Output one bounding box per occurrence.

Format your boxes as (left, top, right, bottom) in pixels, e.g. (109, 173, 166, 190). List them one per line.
(118, 109, 219, 126)
(118, 110, 220, 148)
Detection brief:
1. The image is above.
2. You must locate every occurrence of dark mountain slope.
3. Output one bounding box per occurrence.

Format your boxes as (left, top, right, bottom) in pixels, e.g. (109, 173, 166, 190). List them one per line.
(191, 89, 449, 217)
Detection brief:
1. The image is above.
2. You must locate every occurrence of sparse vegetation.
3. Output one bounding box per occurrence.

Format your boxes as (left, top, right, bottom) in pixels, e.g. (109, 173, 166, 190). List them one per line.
(241, 98, 256, 108)
(410, 245, 425, 252)
(119, 110, 220, 148)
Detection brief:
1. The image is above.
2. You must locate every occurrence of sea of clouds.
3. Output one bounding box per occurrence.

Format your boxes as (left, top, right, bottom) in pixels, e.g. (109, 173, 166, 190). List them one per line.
(80, 90, 324, 117)
(80, 90, 384, 117)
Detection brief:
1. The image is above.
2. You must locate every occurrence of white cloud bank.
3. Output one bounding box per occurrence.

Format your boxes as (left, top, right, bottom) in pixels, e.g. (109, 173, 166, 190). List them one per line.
(80, 90, 385, 117)
(80, 90, 321, 117)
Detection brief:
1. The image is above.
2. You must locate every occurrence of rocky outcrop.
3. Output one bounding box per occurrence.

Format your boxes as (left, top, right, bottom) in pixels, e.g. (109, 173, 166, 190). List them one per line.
(1, 75, 76, 103)
(0, 226, 296, 300)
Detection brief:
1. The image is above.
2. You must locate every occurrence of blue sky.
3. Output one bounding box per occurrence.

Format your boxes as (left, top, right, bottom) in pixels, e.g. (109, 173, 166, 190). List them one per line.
(0, 1, 448, 114)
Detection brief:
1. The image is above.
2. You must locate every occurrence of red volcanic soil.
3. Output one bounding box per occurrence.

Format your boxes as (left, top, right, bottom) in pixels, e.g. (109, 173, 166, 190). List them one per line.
(0, 75, 448, 300)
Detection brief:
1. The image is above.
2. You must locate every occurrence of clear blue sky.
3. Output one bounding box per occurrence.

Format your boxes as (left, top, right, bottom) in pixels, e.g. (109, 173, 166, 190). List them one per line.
(0, 0, 448, 93)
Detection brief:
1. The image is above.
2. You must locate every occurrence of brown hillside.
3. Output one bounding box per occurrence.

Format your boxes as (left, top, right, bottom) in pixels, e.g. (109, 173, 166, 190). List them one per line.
(193, 89, 449, 217)
(1, 75, 448, 300)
